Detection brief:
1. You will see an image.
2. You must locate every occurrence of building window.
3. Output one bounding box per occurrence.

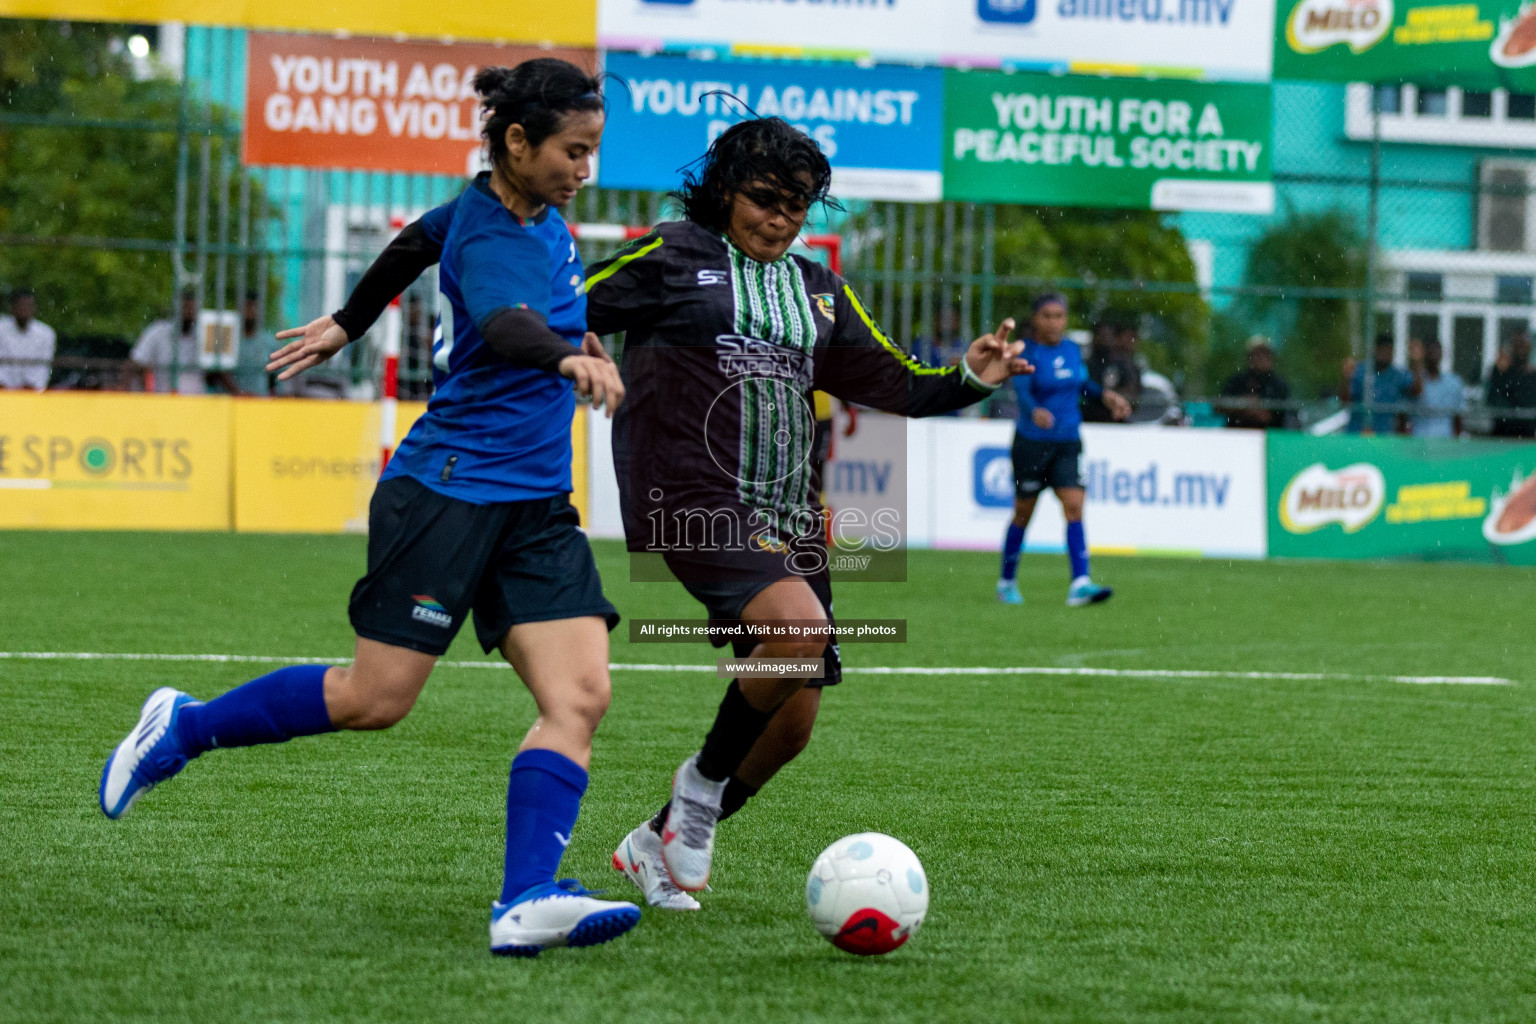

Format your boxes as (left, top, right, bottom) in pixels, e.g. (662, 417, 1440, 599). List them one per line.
(1406, 272, 1444, 300)
(1346, 84, 1536, 148)
(1498, 275, 1535, 304)
(1416, 88, 1449, 116)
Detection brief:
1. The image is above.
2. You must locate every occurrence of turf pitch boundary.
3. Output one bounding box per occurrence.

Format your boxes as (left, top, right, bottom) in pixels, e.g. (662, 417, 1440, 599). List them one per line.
(0, 650, 1513, 686)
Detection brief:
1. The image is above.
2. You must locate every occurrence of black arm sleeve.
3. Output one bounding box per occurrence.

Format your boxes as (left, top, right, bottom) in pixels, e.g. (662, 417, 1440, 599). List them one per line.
(815, 283, 995, 418)
(331, 218, 444, 342)
(480, 307, 578, 373)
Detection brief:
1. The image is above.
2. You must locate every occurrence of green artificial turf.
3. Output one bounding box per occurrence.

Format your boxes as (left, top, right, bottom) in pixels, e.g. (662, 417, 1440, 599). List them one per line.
(2, 531, 1535, 1023)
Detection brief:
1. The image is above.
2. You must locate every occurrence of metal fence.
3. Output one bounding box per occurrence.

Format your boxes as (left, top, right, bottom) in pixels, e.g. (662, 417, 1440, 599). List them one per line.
(3, 20, 1536, 438)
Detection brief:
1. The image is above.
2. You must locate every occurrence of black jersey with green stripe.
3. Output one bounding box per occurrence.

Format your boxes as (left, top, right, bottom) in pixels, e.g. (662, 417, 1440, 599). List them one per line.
(585, 220, 993, 552)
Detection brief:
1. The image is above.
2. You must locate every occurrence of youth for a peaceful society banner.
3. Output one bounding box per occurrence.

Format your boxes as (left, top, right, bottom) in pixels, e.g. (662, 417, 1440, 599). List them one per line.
(244, 34, 595, 176)
(598, 0, 1276, 82)
(599, 53, 943, 201)
(1275, 0, 1536, 89)
(943, 70, 1273, 213)
(1268, 432, 1536, 565)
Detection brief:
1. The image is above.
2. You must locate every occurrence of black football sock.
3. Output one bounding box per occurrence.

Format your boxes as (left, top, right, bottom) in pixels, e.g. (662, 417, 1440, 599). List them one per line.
(717, 777, 760, 823)
(650, 777, 760, 834)
(694, 680, 779, 782)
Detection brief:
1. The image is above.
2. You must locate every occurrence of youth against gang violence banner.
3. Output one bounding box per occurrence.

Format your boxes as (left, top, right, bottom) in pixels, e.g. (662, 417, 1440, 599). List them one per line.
(243, 34, 596, 175)
(598, 0, 1275, 83)
(942, 70, 1273, 212)
(599, 53, 943, 201)
(1274, 0, 1536, 88)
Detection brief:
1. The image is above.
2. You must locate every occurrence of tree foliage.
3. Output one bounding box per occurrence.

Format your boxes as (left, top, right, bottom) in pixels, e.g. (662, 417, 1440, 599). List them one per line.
(991, 206, 1209, 389)
(1222, 207, 1367, 398)
(0, 20, 268, 344)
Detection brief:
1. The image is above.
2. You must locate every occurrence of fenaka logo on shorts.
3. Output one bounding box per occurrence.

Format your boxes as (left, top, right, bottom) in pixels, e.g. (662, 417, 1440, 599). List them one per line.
(411, 594, 453, 628)
(1280, 462, 1385, 534)
(1286, 0, 1393, 54)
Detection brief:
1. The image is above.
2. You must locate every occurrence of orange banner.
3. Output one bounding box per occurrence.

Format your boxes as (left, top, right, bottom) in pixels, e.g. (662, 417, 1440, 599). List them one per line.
(243, 34, 596, 175)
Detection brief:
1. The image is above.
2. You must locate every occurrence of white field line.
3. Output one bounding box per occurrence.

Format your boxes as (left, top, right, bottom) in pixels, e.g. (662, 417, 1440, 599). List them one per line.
(0, 651, 1513, 686)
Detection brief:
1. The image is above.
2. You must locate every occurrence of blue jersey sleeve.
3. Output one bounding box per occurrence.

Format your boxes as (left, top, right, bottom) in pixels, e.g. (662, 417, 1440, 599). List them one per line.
(419, 200, 454, 248)
(1012, 369, 1036, 412)
(451, 220, 553, 331)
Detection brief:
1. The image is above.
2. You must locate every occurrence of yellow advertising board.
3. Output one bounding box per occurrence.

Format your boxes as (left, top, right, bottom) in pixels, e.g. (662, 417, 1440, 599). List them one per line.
(232, 398, 426, 533)
(232, 399, 588, 533)
(0, 392, 232, 530)
(0, 0, 596, 47)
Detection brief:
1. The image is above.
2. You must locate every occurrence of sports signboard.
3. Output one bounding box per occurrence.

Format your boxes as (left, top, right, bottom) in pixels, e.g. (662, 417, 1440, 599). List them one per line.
(0, 0, 594, 47)
(1274, 0, 1536, 88)
(598, 53, 944, 201)
(942, 70, 1274, 212)
(244, 34, 595, 175)
(1267, 432, 1536, 564)
(598, 0, 1276, 82)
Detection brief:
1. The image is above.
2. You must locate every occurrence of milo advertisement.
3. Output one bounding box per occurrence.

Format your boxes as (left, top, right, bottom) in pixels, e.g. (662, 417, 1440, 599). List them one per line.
(1268, 433, 1536, 564)
(1275, 0, 1536, 88)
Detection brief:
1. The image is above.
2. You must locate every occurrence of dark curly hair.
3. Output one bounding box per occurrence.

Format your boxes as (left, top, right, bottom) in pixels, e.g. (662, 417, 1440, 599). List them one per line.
(675, 117, 837, 232)
(473, 59, 604, 168)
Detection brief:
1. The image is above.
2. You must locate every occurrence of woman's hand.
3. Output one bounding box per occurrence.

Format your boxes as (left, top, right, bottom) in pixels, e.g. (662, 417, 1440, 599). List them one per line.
(1031, 408, 1055, 430)
(963, 318, 1033, 386)
(560, 331, 625, 416)
(1103, 389, 1132, 421)
(268, 315, 349, 381)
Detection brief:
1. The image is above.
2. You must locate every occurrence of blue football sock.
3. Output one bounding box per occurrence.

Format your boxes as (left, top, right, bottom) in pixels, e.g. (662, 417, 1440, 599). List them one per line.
(1067, 520, 1090, 580)
(1000, 523, 1026, 581)
(175, 664, 336, 757)
(501, 748, 588, 903)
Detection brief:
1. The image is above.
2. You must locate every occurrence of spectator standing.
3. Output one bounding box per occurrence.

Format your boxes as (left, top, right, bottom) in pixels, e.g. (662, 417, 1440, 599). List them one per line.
(1082, 313, 1141, 422)
(131, 288, 245, 394)
(130, 288, 205, 394)
(238, 291, 275, 396)
(1344, 334, 1416, 434)
(0, 287, 57, 391)
(1219, 336, 1291, 429)
(1410, 338, 1465, 438)
(1487, 330, 1536, 439)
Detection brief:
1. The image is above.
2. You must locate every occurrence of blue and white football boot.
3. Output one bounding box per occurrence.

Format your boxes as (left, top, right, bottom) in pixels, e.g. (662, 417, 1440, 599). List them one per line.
(99, 686, 200, 819)
(1066, 576, 1114, 607)
(996, 579, 1024, 605)
(489, 879, 641, 957)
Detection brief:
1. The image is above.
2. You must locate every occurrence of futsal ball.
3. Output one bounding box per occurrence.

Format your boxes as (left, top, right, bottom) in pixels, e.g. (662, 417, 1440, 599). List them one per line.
(805, 832, 927, 955)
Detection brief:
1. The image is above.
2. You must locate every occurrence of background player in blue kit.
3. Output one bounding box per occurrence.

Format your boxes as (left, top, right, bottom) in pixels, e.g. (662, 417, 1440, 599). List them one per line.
(997, 293, 1130, 607)
(97, 59, 638, 958)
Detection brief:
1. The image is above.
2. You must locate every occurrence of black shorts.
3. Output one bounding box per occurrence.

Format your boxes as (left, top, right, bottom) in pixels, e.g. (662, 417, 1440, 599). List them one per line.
(1012, 436, 1083, 495)
(662, 543, 842, 686)
(349, 476, 619, 657)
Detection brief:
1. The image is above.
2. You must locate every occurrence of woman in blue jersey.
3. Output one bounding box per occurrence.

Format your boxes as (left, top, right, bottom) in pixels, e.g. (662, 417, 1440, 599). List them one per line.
(997, 292, 1130, 607)
(96, 59, 639, 958)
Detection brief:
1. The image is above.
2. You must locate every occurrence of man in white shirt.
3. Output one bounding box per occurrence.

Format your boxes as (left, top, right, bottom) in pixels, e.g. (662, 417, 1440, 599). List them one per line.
(130, 289, 206, 394)
(0, 287, 57, 391)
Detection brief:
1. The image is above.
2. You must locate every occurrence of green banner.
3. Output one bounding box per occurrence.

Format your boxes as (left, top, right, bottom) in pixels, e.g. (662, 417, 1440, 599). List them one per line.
(1267, 433, 1536, 564)
(942, 70, 1273, 213)
(1275, 0, 1536, 88)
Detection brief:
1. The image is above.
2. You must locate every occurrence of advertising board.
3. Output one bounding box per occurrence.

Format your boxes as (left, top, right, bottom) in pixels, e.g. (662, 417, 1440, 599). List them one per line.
(600, 53, 944, 201)
(1274, 0, 1536, 88)
(244, 34, 595, 175)
(943, 70, 1274, 212)
(1268, 432, 1536, 564)
(599, 0, 1276, 81)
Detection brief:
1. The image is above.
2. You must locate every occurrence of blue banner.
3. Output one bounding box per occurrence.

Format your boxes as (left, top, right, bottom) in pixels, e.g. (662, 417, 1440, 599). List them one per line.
(599, 53, 944, 201)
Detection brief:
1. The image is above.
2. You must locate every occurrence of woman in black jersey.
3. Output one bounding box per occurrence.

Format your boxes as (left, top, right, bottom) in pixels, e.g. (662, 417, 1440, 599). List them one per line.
(584, 117, 1032, 909)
